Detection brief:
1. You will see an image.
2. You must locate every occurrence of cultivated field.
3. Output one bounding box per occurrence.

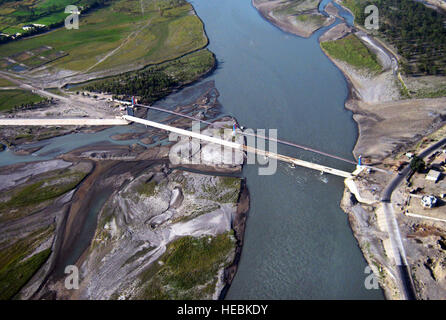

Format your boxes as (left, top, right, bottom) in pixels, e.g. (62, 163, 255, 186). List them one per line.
(0, 89, 46, 112)
(0, 0, 208, 75)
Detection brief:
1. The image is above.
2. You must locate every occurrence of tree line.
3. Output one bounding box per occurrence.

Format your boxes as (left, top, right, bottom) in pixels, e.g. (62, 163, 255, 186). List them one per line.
(352, 0, 446, 76)
(85, 69, 178, 104)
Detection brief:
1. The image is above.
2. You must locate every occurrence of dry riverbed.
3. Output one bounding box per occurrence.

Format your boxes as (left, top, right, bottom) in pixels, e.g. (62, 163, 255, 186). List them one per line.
(0, 80, 250, 300)
(0, 129, 249, 300)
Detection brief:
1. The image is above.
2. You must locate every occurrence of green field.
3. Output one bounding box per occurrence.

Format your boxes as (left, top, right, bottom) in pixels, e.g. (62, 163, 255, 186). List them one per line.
(80, 48, 215, 103)
(340, 0, 363, 19)
(321, 34, 382, 73)
(0, 0, 208, 74)
(0, 171, 87, 211)
(0, 89, 46, 112)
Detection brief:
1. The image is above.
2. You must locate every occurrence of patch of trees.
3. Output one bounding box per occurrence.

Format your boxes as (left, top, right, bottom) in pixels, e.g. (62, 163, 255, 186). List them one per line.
(351, 0, 446, 76)
(85, 69, 178, 104)
(159, 0, 187, 9)
(0, 0, 15, 5)
(410, 155, 425, 173)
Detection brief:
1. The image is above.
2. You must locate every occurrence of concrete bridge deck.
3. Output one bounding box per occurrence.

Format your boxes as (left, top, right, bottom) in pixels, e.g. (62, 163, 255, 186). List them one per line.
(0, 118, 129, 126)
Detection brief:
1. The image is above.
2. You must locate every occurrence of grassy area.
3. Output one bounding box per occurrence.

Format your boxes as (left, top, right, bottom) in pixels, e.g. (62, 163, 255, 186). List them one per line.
(137, 233, 235, 299)
(0, 248, 51, 300)
(0, 47, 68, 71)
(200, 176, 241, 204)
(0, 89, 46, 112)
(161, 49, 215, 84)
(321, 34, 382, 73)
(0, 77, 14, 86)
(340, 0, 363, 19)
(136, 179, 158, 197)
(0, 0, 208, 73)
(1, 171, 86, 209)
(296, 13, 324, 24)
(0, 225, 54, 300)
(414, 87, 446, 99)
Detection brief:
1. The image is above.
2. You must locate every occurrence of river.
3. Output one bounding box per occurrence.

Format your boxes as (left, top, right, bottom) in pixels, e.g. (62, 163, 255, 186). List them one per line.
(189, 0, 383, 299)
(0, 0, 383, 299)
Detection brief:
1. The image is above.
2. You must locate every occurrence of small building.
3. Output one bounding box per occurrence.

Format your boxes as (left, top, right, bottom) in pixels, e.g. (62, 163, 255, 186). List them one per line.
(425, 169, 441, 183)
(405, 152, 414, 159)
(421, 195, 437, 208)
(22, 25, 34, 31)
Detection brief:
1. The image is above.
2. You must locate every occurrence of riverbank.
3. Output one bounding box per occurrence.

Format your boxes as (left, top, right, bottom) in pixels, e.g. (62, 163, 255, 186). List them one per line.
(252, 0, 335, 38)
(318, 4, 446, 299)
(318, 24, 446, 162)
(252, 0, 446, 299)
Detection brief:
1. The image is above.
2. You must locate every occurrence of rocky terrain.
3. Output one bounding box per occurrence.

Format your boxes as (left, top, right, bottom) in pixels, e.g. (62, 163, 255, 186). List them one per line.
(0, 124, 249, 300)
(56, 166, 244, 300)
